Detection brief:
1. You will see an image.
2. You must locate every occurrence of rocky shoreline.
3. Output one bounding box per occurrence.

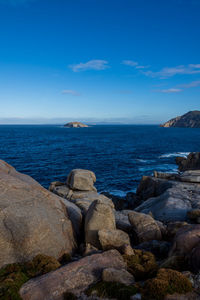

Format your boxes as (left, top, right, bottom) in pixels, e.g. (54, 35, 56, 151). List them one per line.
(1, 153, 200, 299)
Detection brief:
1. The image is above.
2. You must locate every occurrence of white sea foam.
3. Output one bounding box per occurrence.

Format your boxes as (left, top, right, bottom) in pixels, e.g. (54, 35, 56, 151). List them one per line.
(108, 189, 137, 197)
(159, 152, 190, 158)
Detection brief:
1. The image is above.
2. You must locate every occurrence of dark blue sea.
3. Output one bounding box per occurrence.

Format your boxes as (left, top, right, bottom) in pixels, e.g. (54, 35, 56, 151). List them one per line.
(0, 125, 200, 196)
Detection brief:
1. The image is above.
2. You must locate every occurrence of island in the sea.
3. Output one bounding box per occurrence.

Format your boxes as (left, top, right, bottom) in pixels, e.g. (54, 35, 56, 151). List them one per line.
(64, 121, 89, 128)
(161, 110, 200, 128)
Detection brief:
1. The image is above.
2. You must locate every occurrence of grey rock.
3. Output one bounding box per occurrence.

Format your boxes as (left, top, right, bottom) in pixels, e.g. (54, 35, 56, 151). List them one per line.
(135, 176, 200, 222)
(85, 199, 116, 248)
(115, 210, 132, 233)
(102, 267, 135, 286)
(128, 211, 162, 243)
(98, 229, 130, 251)
(20, 250, 126, 300)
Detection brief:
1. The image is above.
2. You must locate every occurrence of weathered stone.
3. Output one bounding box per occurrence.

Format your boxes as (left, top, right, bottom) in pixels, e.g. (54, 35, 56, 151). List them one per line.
(85, 199, 116, 248)
(67, 169, 96, 191)
(115, 210, 132, 233)
(98, 229, 130, 251)
(128, 211, 162, 243)
(102, 267, 135, 286)
(20, 250, 126, 300)
(170, 225, 200, 257)
(59, 197, 82, 238)
(135, 175, 200, 222)
(0, 160, 76, 269)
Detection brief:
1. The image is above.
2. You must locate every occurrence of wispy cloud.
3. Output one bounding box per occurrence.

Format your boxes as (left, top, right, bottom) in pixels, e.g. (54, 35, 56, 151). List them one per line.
(69, 60, 109, 72)
(179, 80, 200, 88)
(122, 60, 138, 67)
(158, 88, 182, 93)
(62, 90, 81, 96)
(122, 60, 150, 69)
(144, 64, 200, 78)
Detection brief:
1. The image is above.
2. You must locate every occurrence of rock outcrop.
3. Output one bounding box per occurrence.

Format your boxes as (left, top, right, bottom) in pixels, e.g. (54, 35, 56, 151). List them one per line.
(161, 111, 200, 128)
(20, 250, 126, 300)
(64, 122, 88, 128)
(176, 152, 200, 171)
(135, 173, 200, 222)
(0, 160, 76, 269)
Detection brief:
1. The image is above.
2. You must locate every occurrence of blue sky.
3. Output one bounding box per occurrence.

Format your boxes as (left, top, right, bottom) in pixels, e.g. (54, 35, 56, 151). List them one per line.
(0, 0, 200, 124)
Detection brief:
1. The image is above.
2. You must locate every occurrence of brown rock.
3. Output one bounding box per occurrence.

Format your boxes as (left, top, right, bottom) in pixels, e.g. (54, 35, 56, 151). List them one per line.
(85, 199, 116, 248)
(170, 225, 200, 257)
(20, 250, 126, 300)
(128, 211, 162, 243)
(67, 169, 96, 191)
(0, 160, 76, 269)
(98, 229, 130, 251)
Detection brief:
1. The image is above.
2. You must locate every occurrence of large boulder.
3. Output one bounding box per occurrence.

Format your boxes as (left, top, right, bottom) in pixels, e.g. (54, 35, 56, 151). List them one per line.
(85, 199, 116, 248)
(20, 250, 126, 300)
(128, 211, 162, 243)
(98, 229, 130, 251)
(67, 169, 96, 191)
(0, 160, 76, 268)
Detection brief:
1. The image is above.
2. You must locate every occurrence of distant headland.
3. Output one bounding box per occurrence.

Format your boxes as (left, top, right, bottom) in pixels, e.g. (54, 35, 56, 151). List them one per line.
(161, 110, 200, 128)
(64, 122, 89, 128)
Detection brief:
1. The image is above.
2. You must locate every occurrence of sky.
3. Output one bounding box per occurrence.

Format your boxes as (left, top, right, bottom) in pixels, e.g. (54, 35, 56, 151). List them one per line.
(0, 0, 200, 124)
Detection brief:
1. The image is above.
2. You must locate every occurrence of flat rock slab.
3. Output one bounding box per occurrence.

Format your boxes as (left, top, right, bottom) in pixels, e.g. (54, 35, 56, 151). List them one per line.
(20, 250, 126, 300)
(136, 176, 200, 222)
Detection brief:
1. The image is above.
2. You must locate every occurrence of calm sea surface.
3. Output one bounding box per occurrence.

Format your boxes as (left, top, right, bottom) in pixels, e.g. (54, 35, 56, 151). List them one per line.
(0, 125, 200, 196)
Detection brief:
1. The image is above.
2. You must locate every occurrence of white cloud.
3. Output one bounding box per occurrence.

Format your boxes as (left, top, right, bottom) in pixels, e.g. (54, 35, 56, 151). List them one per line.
(122, 60, 138, 67)
(144, 64, 200, 78)
(179, 80, 200, 88)
(122, 60, 149, 69)
(157, 88, 182, 93)
(62, 90, 80, 96)
(69, 60, 109, 72)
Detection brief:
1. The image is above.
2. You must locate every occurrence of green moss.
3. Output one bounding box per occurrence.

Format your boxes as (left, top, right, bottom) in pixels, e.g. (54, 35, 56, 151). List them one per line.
(86, 281, 138, 300)
(59, 253, 72, 265)
(123, 250, 158, 280)
(0, 254, 61, 300)
(142, 268, 193, 300)
(24, 254, 61, 277)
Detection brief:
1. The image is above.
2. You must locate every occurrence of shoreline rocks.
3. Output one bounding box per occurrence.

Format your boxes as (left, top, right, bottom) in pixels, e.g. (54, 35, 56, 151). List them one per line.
(2, 152, 200, 299)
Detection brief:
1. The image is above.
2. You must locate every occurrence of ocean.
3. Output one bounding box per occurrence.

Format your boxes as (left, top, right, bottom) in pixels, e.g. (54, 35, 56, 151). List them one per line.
(0, 124, 200, 196)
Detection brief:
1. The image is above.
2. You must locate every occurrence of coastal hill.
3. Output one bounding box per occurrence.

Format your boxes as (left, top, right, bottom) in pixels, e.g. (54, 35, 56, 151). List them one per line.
(161, 110, 200, 128)
(64, 121, 88, 128)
